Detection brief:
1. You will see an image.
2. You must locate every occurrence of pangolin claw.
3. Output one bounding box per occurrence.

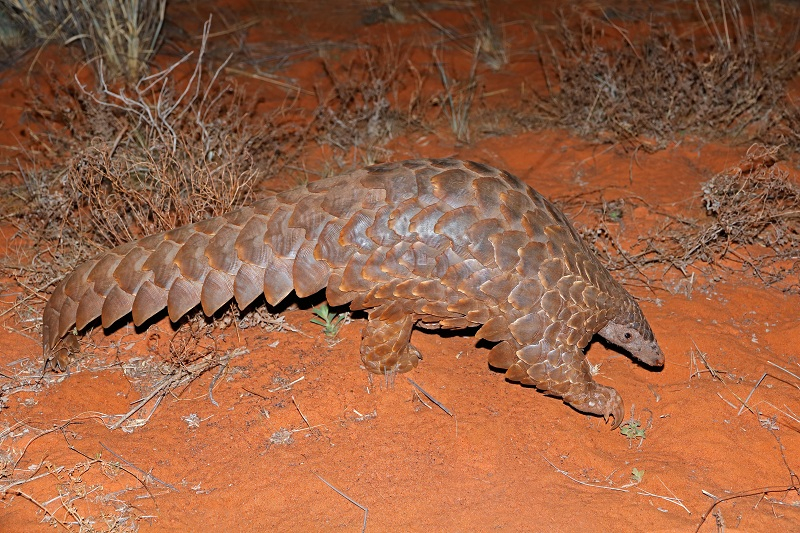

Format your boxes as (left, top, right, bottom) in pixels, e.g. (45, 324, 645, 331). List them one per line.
(605, 391, 625, 430)
(564, 383, 625, 429)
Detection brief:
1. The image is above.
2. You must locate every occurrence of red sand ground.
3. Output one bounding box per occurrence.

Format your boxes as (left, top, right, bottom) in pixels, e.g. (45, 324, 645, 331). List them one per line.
(1, 2, 799, 532)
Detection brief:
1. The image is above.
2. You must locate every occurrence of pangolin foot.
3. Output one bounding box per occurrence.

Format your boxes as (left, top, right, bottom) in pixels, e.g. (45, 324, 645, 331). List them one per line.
(563, 382, 625, 429)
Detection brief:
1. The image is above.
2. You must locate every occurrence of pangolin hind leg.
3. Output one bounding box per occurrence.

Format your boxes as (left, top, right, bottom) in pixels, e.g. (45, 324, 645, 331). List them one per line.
(360, 303, 421, 375)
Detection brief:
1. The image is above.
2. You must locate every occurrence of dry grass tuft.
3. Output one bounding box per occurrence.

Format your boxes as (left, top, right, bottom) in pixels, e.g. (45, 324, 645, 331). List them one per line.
(313, 41, 427, 165)
(312, 38, 488, 154)
(529, 2, 800, 150)
(432, 43, 480, 144)
(0, 0, 166, 80)
(70, 0, 166, 81)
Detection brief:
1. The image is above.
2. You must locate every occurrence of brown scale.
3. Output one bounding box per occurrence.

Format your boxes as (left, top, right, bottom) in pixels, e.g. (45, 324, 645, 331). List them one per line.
(41, 158, 664, 427)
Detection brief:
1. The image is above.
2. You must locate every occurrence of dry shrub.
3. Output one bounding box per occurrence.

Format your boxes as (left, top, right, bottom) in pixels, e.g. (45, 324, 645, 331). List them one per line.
(680, 144, 800, 287)
(314, 41, 427, 163)
(0, 0, 165, 80)
(530, 2, 800, 150)
(0, 24, 308, 436)
(563, 145, 800, 293)
(4, 23, 306, 294)
(698, 146, 798, 253)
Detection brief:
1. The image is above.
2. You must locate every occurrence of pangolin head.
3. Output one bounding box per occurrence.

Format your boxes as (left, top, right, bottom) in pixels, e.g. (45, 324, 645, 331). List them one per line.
(598, 299, 664, 367)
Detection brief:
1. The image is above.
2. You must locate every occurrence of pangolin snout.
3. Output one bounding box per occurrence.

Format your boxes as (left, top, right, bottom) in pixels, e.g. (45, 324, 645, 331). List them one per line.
(638, 343, 665, 367)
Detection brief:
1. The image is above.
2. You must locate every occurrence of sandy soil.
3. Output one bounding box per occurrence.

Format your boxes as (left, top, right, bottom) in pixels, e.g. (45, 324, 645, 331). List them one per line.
(1, 1, 799, 532)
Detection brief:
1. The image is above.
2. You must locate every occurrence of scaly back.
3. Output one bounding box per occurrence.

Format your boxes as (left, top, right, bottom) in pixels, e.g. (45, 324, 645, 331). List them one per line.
(43, 158, 632, 370)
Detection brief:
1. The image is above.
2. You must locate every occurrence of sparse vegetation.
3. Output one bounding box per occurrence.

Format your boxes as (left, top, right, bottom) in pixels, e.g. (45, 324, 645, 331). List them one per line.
(0, 423, 160, 531)
(563, 144, 800, 294)
(415, 0, 508, 71)
(528, 2, 800, 150)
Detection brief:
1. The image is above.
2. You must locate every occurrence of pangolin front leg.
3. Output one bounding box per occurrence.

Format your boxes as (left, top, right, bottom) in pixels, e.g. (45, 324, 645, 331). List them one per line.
(516, 347, 623, 426)
(41, 158, 664, 427)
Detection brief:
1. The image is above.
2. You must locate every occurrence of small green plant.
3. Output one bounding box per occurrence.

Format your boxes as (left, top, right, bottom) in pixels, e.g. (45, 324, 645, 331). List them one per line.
(630, 468, 645, 484)
(311, 303, 346, 338)
(603, 199, 625, 222)
(620, 419, 647, 446)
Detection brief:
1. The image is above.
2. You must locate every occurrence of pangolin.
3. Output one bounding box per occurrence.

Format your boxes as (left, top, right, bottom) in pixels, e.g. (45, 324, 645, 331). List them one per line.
(42, 158, 663, 427)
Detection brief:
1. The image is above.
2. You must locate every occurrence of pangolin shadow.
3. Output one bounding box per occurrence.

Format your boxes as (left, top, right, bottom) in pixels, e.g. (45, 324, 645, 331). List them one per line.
(93, 290, 334, 341)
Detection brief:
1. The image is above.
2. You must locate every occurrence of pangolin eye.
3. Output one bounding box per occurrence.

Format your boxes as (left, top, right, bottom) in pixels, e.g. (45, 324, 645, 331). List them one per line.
(623, 332, 633, 340)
